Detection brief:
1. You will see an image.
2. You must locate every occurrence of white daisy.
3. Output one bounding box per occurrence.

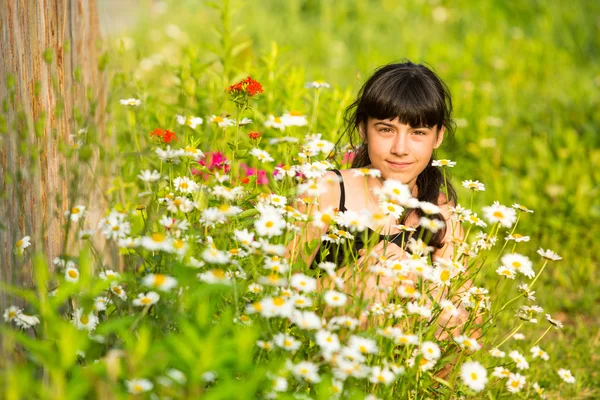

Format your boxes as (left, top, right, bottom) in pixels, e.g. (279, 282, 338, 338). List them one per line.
(557, 368, 575, 383)
(133, 292, 160, 307)
(15, 236, 31, 254)
(126, 378, 153, 394)
(432, 159, 456, 167)
(264, 115, 286, 130)
(120, 98, 141, 107)
(3, 306, 22, 322)
(290, 274, 317, 293)
(462, 180, 485, 191)
(72, 308, 99, 331)
(460, 361, 488, 392)
(280, 110, 308, 127)
(506, 372, 526, 393)
(142, 274, 177, 292)
(482, 201, 517, 228)
(137, 169, 161, 183)
(324, 290, 347, 307)
(65, 205, 86, 222)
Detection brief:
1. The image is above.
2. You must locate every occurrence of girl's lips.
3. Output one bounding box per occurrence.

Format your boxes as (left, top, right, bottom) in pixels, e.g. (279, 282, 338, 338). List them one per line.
(387, 161, 412, 169)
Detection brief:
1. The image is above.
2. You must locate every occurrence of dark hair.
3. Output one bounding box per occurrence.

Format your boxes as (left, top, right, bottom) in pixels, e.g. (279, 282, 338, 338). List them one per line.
(343, 61, 457, 249)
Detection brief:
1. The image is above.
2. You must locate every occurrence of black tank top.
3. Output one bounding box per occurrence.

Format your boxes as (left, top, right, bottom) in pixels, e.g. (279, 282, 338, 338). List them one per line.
(312, 169, 408, 267)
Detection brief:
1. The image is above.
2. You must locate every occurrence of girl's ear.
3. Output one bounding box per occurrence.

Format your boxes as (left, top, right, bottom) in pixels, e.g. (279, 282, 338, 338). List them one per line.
(433, 126, 445, 149)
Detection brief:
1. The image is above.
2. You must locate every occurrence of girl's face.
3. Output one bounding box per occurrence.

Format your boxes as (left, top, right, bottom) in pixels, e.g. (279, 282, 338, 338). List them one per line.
(362, 117, 444, 190)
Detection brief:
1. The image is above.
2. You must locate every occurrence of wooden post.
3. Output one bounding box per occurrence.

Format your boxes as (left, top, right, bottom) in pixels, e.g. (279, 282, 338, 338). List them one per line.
(0, 0, 106, 310)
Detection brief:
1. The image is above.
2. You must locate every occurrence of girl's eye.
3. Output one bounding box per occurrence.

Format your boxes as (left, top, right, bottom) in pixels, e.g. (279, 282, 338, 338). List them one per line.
(379, 128, 393, 133)
(412, 130, 427, 136)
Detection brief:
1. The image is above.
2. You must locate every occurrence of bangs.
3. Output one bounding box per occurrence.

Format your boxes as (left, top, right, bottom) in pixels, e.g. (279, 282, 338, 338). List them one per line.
(360, 72, 446, 129)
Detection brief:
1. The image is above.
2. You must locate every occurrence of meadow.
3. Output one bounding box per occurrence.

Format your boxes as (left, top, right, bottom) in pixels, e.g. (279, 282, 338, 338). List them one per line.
(2, 0, 599, 398)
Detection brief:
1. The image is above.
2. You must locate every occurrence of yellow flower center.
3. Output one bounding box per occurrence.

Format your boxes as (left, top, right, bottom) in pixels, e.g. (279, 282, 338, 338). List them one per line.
(154, 274, 166, 286)
(151, 233, 165, 242)
(9, 311, 16, 318)
(493, 211, 504, 218)
(141, 297, 152, 305)
(440, 270, 450, 281)
(471, 372, 478, 380)
(213, 116, 223, 122)
(80, 315, 89, 324)
(16, 240, 22, 247)
(252, 302, 262, 312)
(273, 297, 285, 306)
(289, 110, 303, 116)
(377, 375, 386, 382)
(511, 380, 519, 388)
(180, 182, 189, 189)
(274, 117, 282, 123)
(212, 269, 225, 278)
(359, 345, 367, 353)
(174, 240, 184, 249)
(265, 221, 274, 228)
(68, 270, 78, 278)
(71, 207, 80, 214)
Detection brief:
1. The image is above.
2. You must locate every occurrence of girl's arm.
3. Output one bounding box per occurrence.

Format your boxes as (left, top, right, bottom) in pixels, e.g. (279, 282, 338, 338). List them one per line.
(284, 171, 341, 267)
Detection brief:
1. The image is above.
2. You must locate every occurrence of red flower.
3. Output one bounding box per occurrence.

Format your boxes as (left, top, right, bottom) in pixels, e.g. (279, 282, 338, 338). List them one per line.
(248, 131, 262, 140)
(240, 177, 250, 185)
(228, 76, 263, 97)
(150, 128, 177, 144)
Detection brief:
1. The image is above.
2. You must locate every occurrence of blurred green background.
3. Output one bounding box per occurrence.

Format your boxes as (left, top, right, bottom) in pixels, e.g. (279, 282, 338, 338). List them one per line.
(98, 0, 599, 391)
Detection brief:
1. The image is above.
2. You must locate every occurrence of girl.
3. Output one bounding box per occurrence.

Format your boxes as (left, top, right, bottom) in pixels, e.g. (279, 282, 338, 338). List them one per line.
(287, 61, 466, 325)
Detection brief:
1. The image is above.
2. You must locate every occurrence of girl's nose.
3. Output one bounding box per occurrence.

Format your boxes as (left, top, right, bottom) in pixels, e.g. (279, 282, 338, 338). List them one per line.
(391, 134, 409, 155)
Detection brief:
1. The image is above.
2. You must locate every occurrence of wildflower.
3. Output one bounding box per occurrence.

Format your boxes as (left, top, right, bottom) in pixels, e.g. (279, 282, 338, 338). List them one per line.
(281, 110, 308, 127)
(496, 265, 516, 279)
(518, 283, 536, 301)
(173, 176, 199, 193)
(126, 379, 153, 394)
(140, 233, 173, 252)
(492, 366, 511, 379)
(509, 350, 529, 370)
(99, 270, 121, 281)
(264, 114, 286, 130)
(183, 145, 204, 161)
(249, 147, 274, 163)
(324, 290, 347, 307)
(465, 213, 488, 227)
(489, 348, 506, 358)
(110, 283, 127, 300)
(533, 382, 546, 398)
(274, 333, 301, 352)
(255, 207, 286, 237)
(432, 159, 456, 167)
(315, 330, 340, 353)
(348, 335, 378, 355)
(120, 98, 141, 106)
(133, 292, 160, 307)
(290, 274, 317, 293)
(462, 180, 485, 191)
(65, 205, 86, 222)
(482, 201, 517, 228)
(421, 341, 441, 360)
(369, 366, 395, 385)
(537, 248, 562, 261)
(98, 212, 131, 241)
(14, 313, 40, 329)
(460, 361, 488, 392)
(209, 115, 236, 128)
(289, 360, 320, 383)
(305, 80, 330, 89)
(419, 217, 445, 233)
(228, 76, 263, 96)
(15, 236, 31, 255)
(455, 335, 482, 352)
(506, 373, 526, 393)
(238, 117, 253, 126)
(512, 203, 534, 213)
(335, 210, 369, 232)
(256, 340, 273, 351)
(545, 313, 564, 329)
(65, 266, 80, 282)
(142, 274, 177, 292)
(501, 253, 535, 278)
(505, 233, 530, 242)
(155, 145, 184, 163)
(513, 333, 525, 340)
(530, 346, 549, 361)
(150, 128, 177, 144)
(175, 115, 203, 129)
(557, 368, 575, 383)
(72, 308, 99, 331)
(353, 167, 382, 178)
(93, 296, 111, 311)
(3, 306, 22, 322)
(248, 131, 262, 141)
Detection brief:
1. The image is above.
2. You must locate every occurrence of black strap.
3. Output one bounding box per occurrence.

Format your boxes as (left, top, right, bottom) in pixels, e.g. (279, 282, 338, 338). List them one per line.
(332, 169, 347, 211)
